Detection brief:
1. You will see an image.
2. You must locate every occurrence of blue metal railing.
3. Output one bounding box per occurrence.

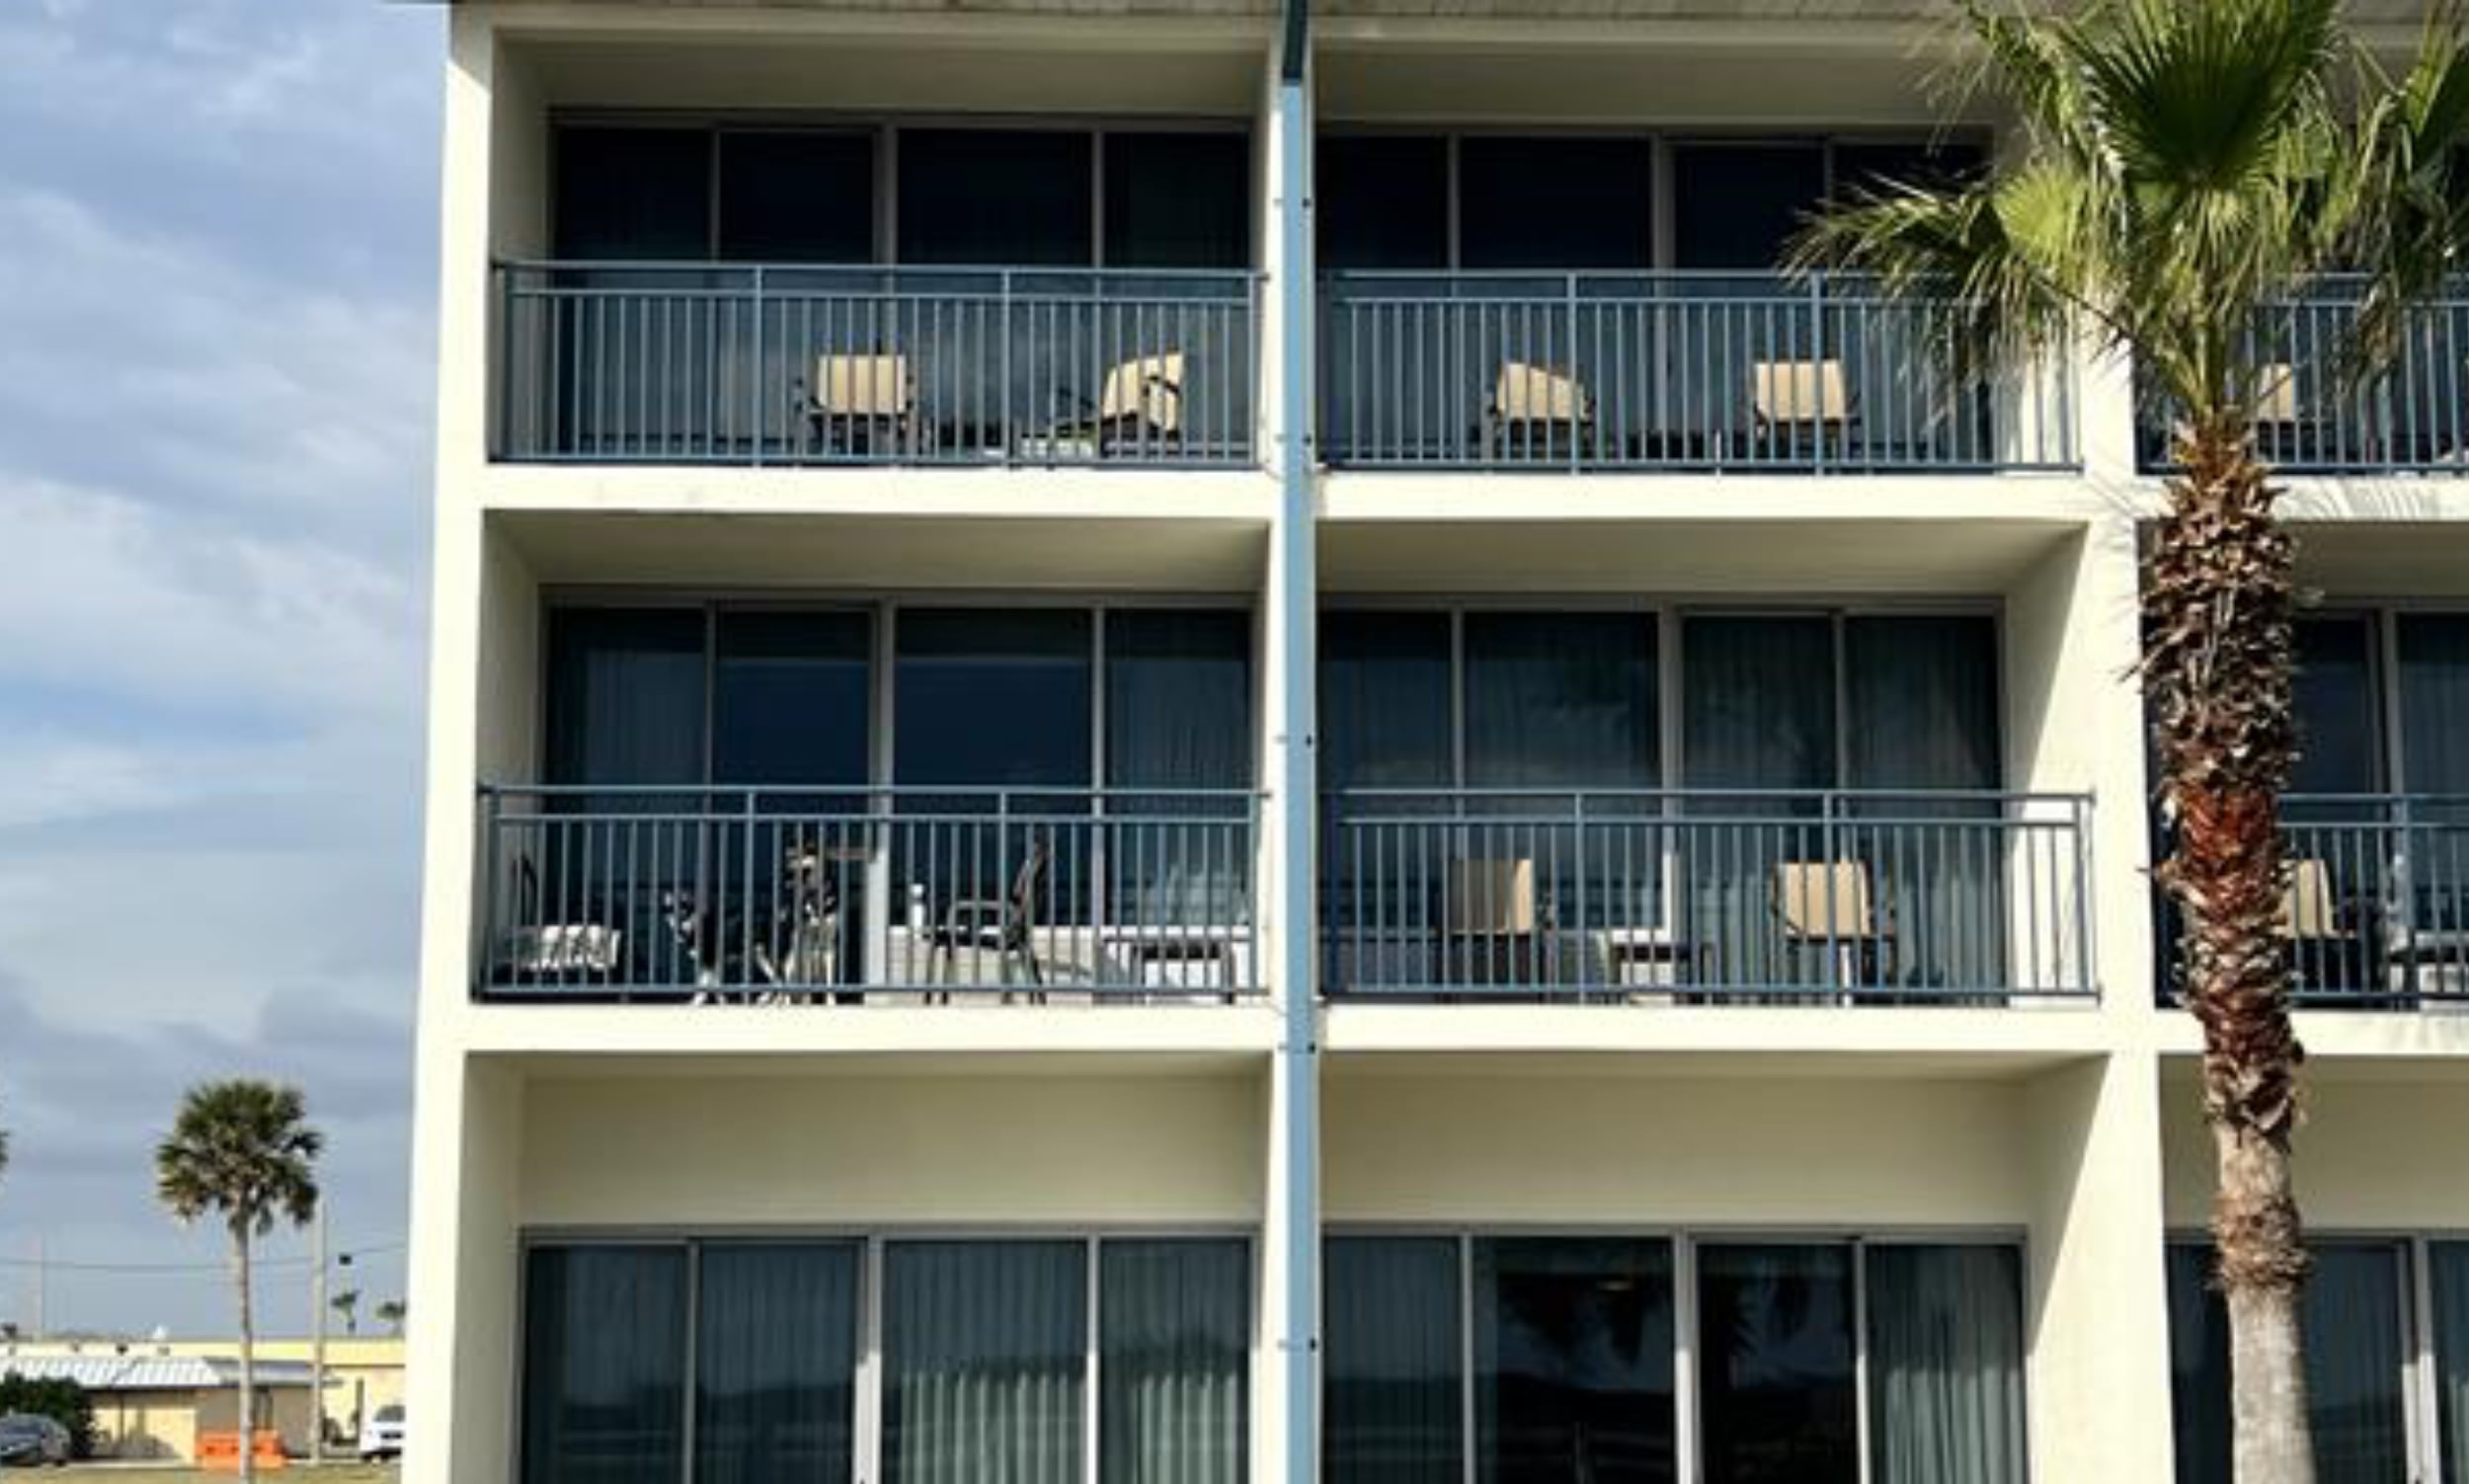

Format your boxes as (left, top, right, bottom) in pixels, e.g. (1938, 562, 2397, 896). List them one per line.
(2137, 279, 2469, 475)
(2156, 794, 2469, 1008)
(494, 262, 1262, 469)
(1317, 271, 2079, 473)
(1320, 787, 2096, 1002)
(474, 784, 1262, 1001)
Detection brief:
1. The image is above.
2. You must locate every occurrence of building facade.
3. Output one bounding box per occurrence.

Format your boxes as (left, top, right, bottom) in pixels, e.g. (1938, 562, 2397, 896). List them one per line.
(407, 3, 2469, 1482)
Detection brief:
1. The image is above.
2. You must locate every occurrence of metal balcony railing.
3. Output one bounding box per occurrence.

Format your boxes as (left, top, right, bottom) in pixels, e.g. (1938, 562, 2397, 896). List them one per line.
(495, 263, 1261, 468)
(2156, 795, 2469, 1008)
(1321, 788, 2096, 1002)
(2137, 279, 2469, 475)
(474, 785, 1261, 1001)
(1318, 272, 2079, 473)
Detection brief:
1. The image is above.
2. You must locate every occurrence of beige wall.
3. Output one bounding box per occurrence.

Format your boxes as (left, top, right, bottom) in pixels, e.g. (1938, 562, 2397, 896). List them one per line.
(2162, 1065, 2469, 1232)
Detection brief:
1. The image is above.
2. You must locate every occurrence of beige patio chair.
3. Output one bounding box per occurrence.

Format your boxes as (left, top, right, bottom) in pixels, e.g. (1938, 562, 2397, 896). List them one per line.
(2283, 857, 2343, 942)
(1095, 351, 1186, 452)
(804, 352, 916, 455)
(1443, 857, 1551, 986)
(2256, 363, 2302, 429)
(1753, 359, 1853, 433)
(1486, 361, 1594, 459)
(1774, 859, 1893, 988)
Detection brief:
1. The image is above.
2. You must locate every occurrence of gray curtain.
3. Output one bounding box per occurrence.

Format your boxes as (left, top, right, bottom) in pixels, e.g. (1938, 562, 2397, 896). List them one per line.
(1844, 616, 2005, 997)
(1107, 612, 1256, 931)
(520, 1245, 688, 1484)
(1100, 1240, 1249, 1484)
(1325, 1237, 1463, 1484)
(884, 1241, 1088, 1484)
(2399, 616, 2469, 917)
(695, 1244, 860, 1484)
(1865, 1245, 2026, 1484)
(2430, 1243, 2469, 1484)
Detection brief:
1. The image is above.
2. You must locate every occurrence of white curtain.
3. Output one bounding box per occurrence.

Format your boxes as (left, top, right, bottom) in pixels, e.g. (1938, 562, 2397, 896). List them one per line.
(1100, 1240, 1249, 1484)
(883, 1241, 1087, 1484)
(1865, 1245, 2027, 1484)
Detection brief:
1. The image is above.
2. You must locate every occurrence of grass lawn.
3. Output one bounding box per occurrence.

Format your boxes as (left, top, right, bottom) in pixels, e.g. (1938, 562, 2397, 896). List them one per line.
(49, 1467, 397, 1483)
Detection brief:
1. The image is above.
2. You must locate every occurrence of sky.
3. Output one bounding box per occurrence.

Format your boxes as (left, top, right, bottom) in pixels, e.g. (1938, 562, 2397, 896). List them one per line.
(0, 0, 442, 1337)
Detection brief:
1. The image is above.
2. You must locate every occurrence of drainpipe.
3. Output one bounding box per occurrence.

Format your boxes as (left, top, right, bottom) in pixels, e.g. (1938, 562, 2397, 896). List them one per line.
(1270, 1, 1319, 1481)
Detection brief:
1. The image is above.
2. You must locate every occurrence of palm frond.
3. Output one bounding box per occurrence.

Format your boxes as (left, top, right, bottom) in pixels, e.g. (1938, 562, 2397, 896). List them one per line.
(2350, 7, 2469, 368)
(155, 1079, 324, 1238)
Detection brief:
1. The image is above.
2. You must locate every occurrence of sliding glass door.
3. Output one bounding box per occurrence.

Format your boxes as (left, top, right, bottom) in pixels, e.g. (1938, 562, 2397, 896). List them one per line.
(695, 1245, 861, 1484)
(1324, 1234, 2019, 1484)
(884, 1241, 1088, 1484)
(521, 1246, 692, 1484)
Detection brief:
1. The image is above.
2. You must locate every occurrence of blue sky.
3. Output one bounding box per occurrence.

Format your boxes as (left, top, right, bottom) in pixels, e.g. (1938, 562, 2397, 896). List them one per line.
(0, 0, 442, 1337)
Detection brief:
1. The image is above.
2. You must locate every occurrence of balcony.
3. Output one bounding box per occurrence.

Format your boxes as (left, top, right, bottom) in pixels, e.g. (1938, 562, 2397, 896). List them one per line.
(474, 786, 1261, 1001)
(2138, 279, 2469, 476)
(1320, 788, 2095, 1002)
(2156, 796, 2469, 1009)
(494, 263, 1260, 469)
(1318, 272, 2078, 474)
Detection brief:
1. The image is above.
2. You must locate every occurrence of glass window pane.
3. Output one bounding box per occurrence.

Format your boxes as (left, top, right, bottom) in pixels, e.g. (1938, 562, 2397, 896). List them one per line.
(2294, 617, 2381, 795)
(1100, 1239, 1250, 1484)
(1105, 132, 1252, 270)
(1670, 144, 1826, 270)
(1318, 136, 1450, 271)
(1472, 1237, 1675, 1484)
(713, 611, 873, 788)
(1865, 1245, 2027, 1484)
(694, 1244, 860, 1484)
(883, 1240, 1088, 1484)
(555, 126, 713, 260)
(1697, 1243, 1857, 1484)
(1107, 610, 1254, 790)
(894, 609, 1093, 792)
(1831, 141, 1987, 204)
(718, 131, 875, 263)
(1321, 612, 1455, 789)
(899, 130, 1094, 267)
(546, 608, 709, 786)
(2167, 1240, 2412, 1484)
(1464, 612, 1658, 788)
(521, 1245, 688, 1484)
(1325, 1236, 1463, 1484)
(1843, 616, 1999, 792)
(1681, 616, 1836, 792)
(2431, 1241, 2469, 1483)
(1459, 138, 1653, 271)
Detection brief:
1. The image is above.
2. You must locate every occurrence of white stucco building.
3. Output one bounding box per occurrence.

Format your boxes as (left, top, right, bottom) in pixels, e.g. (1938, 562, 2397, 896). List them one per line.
(407, 3, 2469, 1482)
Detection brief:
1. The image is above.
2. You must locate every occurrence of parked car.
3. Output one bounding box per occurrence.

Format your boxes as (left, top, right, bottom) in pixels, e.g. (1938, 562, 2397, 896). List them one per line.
(358, 1403, 405, 1462)
(0, 1414, 71, 1467)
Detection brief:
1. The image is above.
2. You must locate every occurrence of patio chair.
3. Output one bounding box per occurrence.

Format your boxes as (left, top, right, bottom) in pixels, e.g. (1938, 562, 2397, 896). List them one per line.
(1485, 362, 1594, 462)
(800, 353, 916, 457)
(1751, 359, 1854, 461)
(1774, 859, 1894, 992)
(927, 828, 1053, 997)
(752, 837, 844, 1002)
(1442, 856, 1552, 987)
(1095, 351, 1186, 455)
(493, 858, 624, 987)
(2282, 856, 2376, 997)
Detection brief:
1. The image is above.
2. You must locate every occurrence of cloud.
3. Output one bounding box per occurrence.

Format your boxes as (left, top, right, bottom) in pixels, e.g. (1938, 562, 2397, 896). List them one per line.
(0, 0, 440, 1334)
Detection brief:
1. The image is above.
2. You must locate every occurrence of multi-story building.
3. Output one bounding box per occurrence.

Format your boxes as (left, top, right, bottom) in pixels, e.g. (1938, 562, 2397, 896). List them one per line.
(405, 2, 2469, 1481)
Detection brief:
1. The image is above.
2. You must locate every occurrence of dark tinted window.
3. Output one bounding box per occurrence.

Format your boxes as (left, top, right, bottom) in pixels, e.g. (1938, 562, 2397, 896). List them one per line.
(1320, 610, 1454, 788)
(898, 129, 1093, 267)
(1325, 1236, 1463, 1484)
(1473, 1237, 1677, 1484)
(894, 609, 1093, 789)
(1105, 132, 1251, 269)
(1671, 143, 1826, 270)
(1833, 139, 1988, 202)
(712, 611, 872, 787)
(1464, 612, 1658, 787)
(693, 1244, 861, 1484)
(545, 608, 708, 786)
(554, 126, 712, 260)
(1318, 135, 1450, 271)
(717, 131, 875, 262)
(2293, 616, 2382, 794)
(1106, 610, 1253, 789)
(1459, 137, 1653, 271)
(1697, 1243, 1858, 1484)
(521, 1246, 689, 1484)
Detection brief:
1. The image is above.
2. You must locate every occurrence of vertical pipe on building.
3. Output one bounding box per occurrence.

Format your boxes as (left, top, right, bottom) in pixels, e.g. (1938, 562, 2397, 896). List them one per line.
(1272, 1, 1320, 1481)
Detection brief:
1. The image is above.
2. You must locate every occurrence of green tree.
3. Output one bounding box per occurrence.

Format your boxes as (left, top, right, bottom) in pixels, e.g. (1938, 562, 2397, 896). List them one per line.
(331, 1288, 361, 1338)
(1799, 3, 2469, 1477)
(0, 1373, 95, 1459)
(155, 1081, 323, 1484)
(375, 1297, 405, 1337)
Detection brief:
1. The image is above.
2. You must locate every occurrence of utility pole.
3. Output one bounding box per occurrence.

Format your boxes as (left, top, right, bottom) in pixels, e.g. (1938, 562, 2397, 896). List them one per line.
(31, 1233, 43, 1339)
(309, 1200, 327, 1465)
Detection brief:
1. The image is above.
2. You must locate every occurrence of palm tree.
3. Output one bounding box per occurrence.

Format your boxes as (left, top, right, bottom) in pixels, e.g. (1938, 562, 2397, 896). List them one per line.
(331, 1288, 362, 1338)
(155, 1081, 323, 1484)
(1797, 3, 2467, 1477)
(375, 1298, 405, 1337)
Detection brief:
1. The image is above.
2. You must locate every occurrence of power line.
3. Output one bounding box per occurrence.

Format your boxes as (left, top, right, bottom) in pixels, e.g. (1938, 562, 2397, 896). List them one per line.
(0, 1241, 404, 1277)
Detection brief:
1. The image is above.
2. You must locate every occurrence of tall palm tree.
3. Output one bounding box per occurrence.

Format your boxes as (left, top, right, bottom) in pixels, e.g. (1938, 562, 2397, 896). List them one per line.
(1797, 3, 2467, 1478)
(332, 1288, 362, 1338)
(156, 1081, 323, 1484)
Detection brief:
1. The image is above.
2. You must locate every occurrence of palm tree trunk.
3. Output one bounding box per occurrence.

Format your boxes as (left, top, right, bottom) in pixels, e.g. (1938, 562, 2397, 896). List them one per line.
(2147, 419, 2313, 1484)
(233, 1221, 257, 1484)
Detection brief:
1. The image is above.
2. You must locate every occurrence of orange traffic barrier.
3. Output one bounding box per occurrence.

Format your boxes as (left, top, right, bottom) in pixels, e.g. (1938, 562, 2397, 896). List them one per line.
(197, 1431, 287, 1472)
